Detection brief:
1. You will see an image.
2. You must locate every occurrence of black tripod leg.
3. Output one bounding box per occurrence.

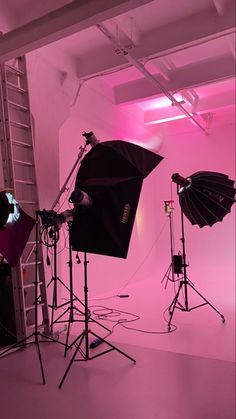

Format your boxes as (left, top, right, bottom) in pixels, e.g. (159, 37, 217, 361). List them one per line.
(35, 334, 46, 384)
(187, 282, 225, 321)
(89, 331, 136, 363)
(50, 278, 57, 334)
(168, 282, 184, 331)
(87, 314, 111, 333)
(0, 334, 30, 357)
(161, 264, 172, 289)
(59, 333, 85, 389)
(55, 277, 85, 309)
(47, 277, 53, 288)
(52, 307, 70, 326)
(64, 311, 74, 357)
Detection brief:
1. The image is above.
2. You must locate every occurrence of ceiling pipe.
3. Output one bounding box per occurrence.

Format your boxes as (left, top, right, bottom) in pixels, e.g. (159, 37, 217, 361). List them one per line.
(97, 23, 209, 135)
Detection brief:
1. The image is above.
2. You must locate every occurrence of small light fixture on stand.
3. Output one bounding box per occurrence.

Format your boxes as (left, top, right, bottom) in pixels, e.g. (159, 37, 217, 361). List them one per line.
(59, 138, 163, 388)
(0, 192, 50, 383)
(37, 132, 110, 345)
(167, 171, 236, 330)
(161, 200, 176, 288)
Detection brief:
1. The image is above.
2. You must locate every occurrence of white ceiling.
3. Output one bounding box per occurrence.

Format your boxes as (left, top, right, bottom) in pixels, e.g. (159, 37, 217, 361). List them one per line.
(0, 0, 235, 131)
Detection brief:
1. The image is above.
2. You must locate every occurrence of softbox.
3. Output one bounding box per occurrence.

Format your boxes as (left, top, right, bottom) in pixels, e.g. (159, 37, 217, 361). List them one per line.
(70, 140, 163, 258)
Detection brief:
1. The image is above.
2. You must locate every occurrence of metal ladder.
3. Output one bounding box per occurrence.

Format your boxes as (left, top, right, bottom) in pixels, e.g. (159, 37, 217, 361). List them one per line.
(0, 56, 50, 342)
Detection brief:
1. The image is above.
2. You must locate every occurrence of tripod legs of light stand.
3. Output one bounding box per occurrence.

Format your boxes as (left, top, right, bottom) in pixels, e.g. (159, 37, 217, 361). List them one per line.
(59, 252, 136, 389)
(0, 215, 46, 383)
(167, 278, 225, 330)
(47, 226, 111, 349)
(161, 263, 175, 289)
(46, 232, 86, 336)
(167, 209, 225, 331)
(161, 205, 175, 289)
(48, 228, 112, 357)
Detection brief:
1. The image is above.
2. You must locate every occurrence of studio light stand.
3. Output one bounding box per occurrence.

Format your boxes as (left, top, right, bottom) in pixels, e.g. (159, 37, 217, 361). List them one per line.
(46, 139, 89, 335)
(55, 224, 111, 358)
(0, 213, 65, 383)
(59, 252, 136, 389)
(57, 136, 163, 387)
(44, 220, 86, 337)
(40, 133, 111, 349)
(161, 200, 177, 288)
(167, 203, 225, 331)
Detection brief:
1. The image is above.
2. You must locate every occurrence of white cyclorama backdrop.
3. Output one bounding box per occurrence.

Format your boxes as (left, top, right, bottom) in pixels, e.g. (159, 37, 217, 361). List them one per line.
(58, 75, 235, 307)
(0, 47, 235, 361)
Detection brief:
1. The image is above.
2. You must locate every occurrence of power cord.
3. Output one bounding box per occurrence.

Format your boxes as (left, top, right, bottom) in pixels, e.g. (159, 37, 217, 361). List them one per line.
(87, 304, 177, 348)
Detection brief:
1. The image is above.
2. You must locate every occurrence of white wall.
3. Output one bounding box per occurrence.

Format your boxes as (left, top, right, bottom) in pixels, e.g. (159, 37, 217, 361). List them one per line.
(26, 45, 79, 208)
(150, 113, 235, 309)
(59, 77, 163, 299)
(25, 48, 77, 302)
(59, 90, 235, 316)
(60, 82, 235, 316)
(1, 41, 234, 359)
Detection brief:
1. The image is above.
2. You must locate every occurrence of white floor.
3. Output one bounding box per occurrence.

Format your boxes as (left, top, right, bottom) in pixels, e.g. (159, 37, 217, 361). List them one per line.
(0, 339, 235, 419)
(0, 276, 235, 419)
(66, 273, 235, 363)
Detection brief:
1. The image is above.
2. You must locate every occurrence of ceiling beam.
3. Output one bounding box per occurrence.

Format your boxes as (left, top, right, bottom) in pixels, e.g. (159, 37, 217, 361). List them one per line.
(150, 58, 171, 81)
(113, 55, 235, 104)
(0, 0, 153, 63)
(144, 90, 235, 125)
(75, 4, 235, 78)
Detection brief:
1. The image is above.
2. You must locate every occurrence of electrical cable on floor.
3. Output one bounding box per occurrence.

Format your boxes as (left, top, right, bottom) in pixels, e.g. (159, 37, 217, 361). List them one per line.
(47, 190, 175, 337)
(87, 304, 177, 341)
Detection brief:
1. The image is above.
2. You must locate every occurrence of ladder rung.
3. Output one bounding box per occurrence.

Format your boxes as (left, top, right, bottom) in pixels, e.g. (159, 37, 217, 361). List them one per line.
(10, 120, 30, 130)
(15, 178, 35, 185)
(13, 159, 33, 166)
(6, 81, 27, 93)
(25, 302, 45, 311)
(8, 100, 28, 112)
(5, 64, 25, 76)
(1, 59, 50, 339)
(22, 261, 41, 267)
(12, 139, 32, 148)
(17, 199, 38, 205)
(27, 323, 46, 331)
(24, 281, 43, 289)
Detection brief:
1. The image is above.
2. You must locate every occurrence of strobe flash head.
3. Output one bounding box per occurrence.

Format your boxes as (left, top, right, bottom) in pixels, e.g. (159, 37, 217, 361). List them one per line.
(0, 191, 20, 229)
(82, 131, 99, 147)
(172, 173, 191, 188)
(69, 189, 92, 208)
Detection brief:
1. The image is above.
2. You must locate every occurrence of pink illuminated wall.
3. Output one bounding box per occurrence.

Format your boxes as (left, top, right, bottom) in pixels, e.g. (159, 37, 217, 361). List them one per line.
(59, 77, 235, 318)
(13, 47, 233, 361)
(0, 0, 235, 367)
(58, 77, 163, 299)
(150, 117, 235, 310)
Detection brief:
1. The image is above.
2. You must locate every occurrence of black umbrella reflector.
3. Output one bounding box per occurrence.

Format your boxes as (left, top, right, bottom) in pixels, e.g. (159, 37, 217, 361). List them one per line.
(70, 140, 163, 258)
(0, 191, 35, 266)
(172, 171, 236, 228)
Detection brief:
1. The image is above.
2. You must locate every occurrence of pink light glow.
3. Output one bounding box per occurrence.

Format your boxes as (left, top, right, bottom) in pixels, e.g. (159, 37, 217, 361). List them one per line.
(145, 114, 187, 125)
(138, 94, 183, 111)
(122, 138, 162, 151)
(135, 206, 144, 236)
